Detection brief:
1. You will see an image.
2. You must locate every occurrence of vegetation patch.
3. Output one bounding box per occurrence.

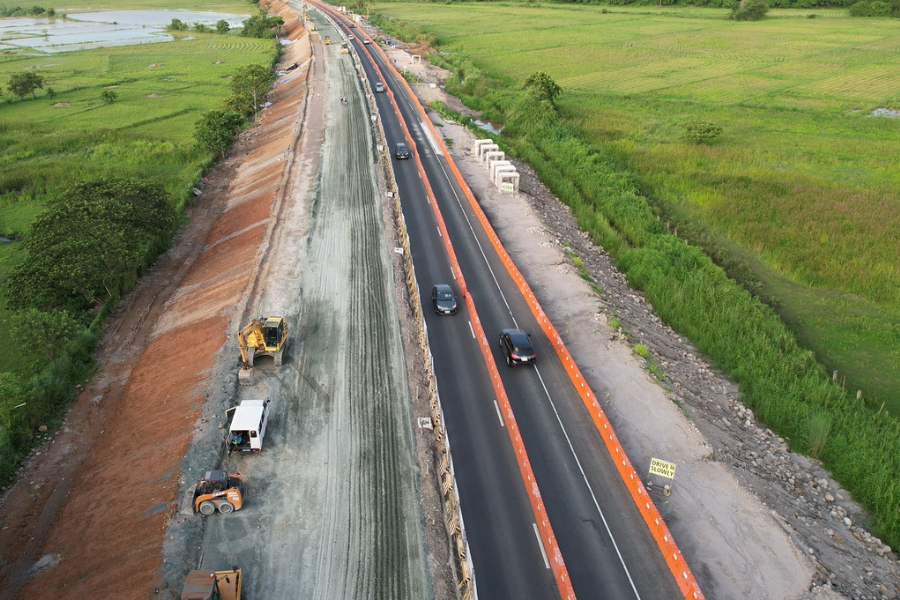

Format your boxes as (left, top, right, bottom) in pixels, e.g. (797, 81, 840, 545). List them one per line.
(0, 0, 277, 484)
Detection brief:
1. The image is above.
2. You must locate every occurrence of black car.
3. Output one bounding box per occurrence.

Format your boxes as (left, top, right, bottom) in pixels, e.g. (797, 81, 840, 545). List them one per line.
(431, 284, 457, 315)
(499, 329, 537, 366)
(394, 142, 410, 159)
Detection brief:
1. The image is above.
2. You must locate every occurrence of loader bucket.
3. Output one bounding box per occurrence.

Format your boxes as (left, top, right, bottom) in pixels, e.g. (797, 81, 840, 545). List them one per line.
(238, 368, 254, 386)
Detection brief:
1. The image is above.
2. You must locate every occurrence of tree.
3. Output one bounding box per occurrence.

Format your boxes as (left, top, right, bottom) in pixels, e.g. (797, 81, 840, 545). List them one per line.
(167, 18, 188, 31)
(46, 87, 55, 99)
(231, 63, 273, 119)
(241, 14, 283, 38)
(730, 0, 769, 20)
(193, 23, 212, 34)
(101, 89, 118, 103)
(216, 20, 231, 34)
(5, 178, 176, 312)
(523, 71, 562, 106)
(194, 109, 245, 159)
(8, 72, 45, 100)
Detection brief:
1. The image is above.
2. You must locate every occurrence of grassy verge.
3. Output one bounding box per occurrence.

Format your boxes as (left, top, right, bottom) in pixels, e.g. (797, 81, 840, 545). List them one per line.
(371, 2, 900, 551)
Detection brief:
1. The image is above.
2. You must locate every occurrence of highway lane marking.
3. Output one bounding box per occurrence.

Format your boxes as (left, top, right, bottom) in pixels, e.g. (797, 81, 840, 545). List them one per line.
(533, 365, 642, 599)
(432, 157, 518, 322)
(468, 320, 476, 339)
(420, 119, 444, 156)
(533, 523, 550, 569)
(437, 227, 442, 237)
(493, 400, 505, 428)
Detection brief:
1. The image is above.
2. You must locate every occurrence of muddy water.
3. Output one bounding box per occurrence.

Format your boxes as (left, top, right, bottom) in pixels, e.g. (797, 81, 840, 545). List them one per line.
(0, 10, 249, 53)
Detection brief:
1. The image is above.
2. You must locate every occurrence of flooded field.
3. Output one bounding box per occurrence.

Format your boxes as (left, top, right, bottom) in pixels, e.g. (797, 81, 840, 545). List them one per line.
(0, 9, 249, 53)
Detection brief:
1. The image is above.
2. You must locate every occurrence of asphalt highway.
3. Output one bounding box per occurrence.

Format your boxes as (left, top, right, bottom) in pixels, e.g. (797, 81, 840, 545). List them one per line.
(335, 14, 684, 600)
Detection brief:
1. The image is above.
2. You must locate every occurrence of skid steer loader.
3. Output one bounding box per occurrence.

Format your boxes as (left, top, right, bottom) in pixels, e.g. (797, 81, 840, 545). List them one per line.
(238, 317, 288, 385)
(181, 567, 241, 600)
(189, 470, 245, 515)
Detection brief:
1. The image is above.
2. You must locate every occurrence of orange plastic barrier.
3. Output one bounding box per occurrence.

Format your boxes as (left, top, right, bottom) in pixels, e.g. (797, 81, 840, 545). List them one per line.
(308, 3, 576, 599)
(333, 8, 705, 599)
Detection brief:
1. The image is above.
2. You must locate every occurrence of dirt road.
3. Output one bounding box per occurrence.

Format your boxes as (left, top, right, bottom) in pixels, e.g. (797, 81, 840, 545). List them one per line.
(164, 20, 431, 599)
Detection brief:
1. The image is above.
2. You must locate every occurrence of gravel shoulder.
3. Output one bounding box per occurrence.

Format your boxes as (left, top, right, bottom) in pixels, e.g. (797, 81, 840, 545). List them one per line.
(385, 42, 900, 600)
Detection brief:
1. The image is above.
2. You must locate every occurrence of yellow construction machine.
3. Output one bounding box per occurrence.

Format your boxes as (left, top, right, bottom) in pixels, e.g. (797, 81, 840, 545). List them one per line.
(324, 35, 331, 45)
(340, 42, 349, 54)
(181, 567, 241, 600)
(238, 317, 288, 386)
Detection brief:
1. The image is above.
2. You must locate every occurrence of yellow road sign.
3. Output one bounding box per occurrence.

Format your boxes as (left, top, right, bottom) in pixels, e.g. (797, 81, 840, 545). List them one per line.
(649, 457, 676, 479)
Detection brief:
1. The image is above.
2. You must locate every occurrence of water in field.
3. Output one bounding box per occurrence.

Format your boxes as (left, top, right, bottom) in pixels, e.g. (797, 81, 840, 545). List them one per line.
(0, 10, 249, 54)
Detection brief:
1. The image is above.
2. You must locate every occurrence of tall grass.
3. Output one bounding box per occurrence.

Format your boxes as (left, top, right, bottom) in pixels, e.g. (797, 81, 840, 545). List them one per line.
(373, 1, 900, 551)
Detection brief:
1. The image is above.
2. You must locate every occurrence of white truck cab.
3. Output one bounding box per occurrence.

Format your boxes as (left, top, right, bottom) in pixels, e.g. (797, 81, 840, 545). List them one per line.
(227, 399, 270, 453)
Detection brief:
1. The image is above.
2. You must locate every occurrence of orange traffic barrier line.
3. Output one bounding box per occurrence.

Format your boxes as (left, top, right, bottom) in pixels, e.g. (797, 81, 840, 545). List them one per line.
(308, 3, 576, 599)
(339, 11, 705, 599)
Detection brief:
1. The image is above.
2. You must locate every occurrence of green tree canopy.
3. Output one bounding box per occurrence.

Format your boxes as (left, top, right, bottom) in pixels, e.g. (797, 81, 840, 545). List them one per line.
(231, 63, 273, 118)
(101, 89, 118, 103)
(524, 71, 562, 106)
(4, 178, 176, 312)
(216, 20, 231, 34)
(167, 18, 188, 31)
(8, 71, 45, 100)
(731, 0, 769, 20)
(241, 14, 283, 38)
(194, 108, 245, 159)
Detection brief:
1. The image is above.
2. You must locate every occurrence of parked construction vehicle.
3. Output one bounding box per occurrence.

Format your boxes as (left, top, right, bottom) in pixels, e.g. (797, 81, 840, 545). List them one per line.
(181, 567, 242, 600)
(340, 42, 349, 54)
(189, 471, 245, 515)
(238, 316, 287, 385)
(324, 35, 331, 44)
(227, 398, 271, 453)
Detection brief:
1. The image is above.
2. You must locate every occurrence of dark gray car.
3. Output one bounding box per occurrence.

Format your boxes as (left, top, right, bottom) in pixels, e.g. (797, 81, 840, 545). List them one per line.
(431, 284, 457, 315)
(499, 329, 537, 366)
(394, 142, 410, 159)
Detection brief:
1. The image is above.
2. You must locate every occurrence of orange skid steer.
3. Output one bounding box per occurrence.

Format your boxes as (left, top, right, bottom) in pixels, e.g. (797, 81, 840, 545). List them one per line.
(180, 470, 245, 516)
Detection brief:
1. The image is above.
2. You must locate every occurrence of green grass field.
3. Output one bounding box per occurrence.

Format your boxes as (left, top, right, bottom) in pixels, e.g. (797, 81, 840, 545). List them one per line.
(375, 2, 900, 411)
(0, 0, 274, 371)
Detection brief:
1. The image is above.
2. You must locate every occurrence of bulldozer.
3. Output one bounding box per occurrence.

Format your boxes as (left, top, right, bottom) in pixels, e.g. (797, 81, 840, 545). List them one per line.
(340, 42, 349, 54)
(238, 316, 288, 385)
(181, 567, 242, 600)
(186, 470, 245, 515)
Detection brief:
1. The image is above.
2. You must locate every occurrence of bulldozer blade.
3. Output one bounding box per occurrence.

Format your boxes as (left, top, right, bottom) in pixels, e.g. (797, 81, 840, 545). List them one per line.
(179, 484, 198, 516)
(239, 368, 255, 386)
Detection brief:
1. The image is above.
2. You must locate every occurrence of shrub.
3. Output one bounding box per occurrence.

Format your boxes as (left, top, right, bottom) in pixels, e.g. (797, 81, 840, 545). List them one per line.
(167, 18, 188, 31)
(4, 178, 176, 312)
(730, 0, 769, 20)
(683, 120, 723, 144)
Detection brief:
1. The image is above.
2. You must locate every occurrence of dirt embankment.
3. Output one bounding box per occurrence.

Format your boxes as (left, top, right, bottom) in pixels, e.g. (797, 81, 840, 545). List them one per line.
(0, 4, 308, 599)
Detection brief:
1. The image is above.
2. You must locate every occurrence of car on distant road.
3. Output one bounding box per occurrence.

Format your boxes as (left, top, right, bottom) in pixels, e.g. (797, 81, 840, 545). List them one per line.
(363, 38, 370, 44)
(394, 142, 410, 159)
(499, 329, 537, 366)
(374, 82, 384, 93)
(431, 284, 457, 315)
(348, 34, 355, 40)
